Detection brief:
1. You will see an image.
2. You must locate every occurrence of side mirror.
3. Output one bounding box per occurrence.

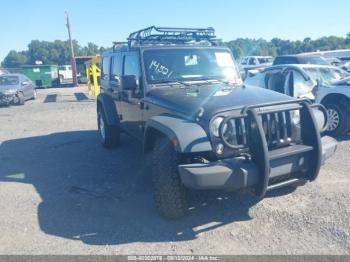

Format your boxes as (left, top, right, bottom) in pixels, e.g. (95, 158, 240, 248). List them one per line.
(21, 81, 30, 86)
(110, 75, 120, 87)
(121, 75, 137, 90)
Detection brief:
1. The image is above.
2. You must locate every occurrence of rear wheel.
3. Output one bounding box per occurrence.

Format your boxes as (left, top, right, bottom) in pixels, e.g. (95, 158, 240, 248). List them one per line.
(152, 137, 187, 219)
(97, 108, 120, 149)
(325, 102, 350, 136)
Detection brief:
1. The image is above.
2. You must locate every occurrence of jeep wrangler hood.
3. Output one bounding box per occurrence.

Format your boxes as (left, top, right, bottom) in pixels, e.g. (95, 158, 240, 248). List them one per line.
(146, 84, 294, 120)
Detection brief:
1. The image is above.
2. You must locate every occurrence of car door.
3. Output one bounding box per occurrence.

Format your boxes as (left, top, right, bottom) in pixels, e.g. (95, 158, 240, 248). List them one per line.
(284, 69, 315, 99)
(20, 75, 32, 99)
(119, 51, 143, 139)
(109, 53, 123, 117)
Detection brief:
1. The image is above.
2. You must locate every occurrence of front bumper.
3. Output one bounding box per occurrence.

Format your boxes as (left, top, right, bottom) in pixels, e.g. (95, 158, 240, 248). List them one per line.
(179, 136, 337, 191)
(0, 93, 15, 106)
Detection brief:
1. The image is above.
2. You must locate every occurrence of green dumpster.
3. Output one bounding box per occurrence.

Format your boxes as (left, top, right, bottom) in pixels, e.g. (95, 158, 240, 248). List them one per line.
(21, 65, 59, 88)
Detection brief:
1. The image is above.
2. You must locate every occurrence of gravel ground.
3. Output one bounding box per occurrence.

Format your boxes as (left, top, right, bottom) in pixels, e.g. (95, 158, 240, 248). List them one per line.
(0, 86, 349, 255)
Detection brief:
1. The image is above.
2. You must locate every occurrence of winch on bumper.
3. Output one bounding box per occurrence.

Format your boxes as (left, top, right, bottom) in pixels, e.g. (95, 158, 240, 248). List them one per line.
(178, 99, 337, 197)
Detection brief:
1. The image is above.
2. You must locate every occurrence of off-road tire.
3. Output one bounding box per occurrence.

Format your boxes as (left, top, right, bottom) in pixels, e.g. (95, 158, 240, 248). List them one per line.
(17, 92, 25, 105)
(97, 108, 120, 149)
(325, 102, 350, 137)
(152, 137, 187, 219)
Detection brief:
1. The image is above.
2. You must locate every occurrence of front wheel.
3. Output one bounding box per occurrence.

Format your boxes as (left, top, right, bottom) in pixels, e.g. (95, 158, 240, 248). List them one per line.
(16, 92, 25, 105)
(97, 108, 120, 149)
(152, 137, 187, 219)
(325, 103, 350, 136)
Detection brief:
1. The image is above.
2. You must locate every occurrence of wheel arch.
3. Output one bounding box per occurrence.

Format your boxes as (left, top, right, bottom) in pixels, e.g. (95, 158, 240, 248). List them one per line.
(143, 115, 212, 154)
(321, 93, 350, 107)
(96, 93, 119, 126)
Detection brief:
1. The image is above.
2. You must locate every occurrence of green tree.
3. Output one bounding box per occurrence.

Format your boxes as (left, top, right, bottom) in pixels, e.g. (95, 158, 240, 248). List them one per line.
(1, 50, 28, 68)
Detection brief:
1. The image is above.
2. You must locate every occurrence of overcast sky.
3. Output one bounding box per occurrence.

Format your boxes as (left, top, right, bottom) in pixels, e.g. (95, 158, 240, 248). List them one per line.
(1, 0, 349, 63)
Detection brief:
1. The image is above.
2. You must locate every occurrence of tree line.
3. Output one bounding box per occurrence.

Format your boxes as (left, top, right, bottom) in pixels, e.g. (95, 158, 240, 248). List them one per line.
(1, 40, 107, 68)
(226, 33, 350, 59)
(2, 33, 350, 68)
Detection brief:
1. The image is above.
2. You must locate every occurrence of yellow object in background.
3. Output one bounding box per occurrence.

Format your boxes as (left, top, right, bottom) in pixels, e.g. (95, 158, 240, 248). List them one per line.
(85, 56, 101, 97)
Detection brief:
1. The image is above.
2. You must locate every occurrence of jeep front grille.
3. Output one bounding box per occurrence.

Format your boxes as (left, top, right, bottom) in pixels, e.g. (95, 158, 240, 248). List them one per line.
(260, 111, 294, 148)
(220, 109, 299, 150)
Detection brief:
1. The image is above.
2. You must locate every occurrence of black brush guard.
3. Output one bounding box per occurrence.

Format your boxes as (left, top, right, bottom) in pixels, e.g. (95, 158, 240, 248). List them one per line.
(237, 99, 323, 197)
(179, 99, 336, 197)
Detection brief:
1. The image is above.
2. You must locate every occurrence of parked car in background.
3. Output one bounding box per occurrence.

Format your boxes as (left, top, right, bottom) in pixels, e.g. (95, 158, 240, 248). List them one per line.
(58, 65, 73, 84)
(241, 56, 274, 68)
(273, 54, 330, 66)
(245, 64, 350, 136)
(325, 57, 350, 72)
(240, 56, 273, 79)
(0, 74, 36, 106)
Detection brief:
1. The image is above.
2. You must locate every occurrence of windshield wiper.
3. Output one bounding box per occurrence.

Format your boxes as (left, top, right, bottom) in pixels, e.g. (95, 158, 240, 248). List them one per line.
(191, 77, 240, 87)
(152, 80, 190, 87)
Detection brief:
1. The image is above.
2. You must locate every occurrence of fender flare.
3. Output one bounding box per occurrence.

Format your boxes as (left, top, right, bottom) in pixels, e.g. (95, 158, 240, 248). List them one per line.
(96, 93, 119, 126)
(144, 115, 212, 153)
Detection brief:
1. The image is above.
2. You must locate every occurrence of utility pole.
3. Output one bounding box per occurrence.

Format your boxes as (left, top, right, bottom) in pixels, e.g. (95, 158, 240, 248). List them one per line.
(65, 11, 78, 86)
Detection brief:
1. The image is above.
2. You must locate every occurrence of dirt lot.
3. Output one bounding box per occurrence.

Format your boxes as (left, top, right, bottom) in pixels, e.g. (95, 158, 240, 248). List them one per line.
(0, 86, 349, 255)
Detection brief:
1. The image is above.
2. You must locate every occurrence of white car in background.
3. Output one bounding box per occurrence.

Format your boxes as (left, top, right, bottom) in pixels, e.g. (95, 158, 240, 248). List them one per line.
(58, 65, 73, 84)
(245, 64, 350, 136)
(240, 56, 273, 79)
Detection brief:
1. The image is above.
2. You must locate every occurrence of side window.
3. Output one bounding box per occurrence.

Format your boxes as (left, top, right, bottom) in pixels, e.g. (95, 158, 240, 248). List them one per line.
(292, 70, 314, 99)
(265, 69, 285, 93)
(123, 54, 141, 77)
(248, 58, 257, 65)
(111, 54, 122, 81)
(123, 53, 141, 94)
(101, 56, 111, 80)
(245, 72, 266, 87)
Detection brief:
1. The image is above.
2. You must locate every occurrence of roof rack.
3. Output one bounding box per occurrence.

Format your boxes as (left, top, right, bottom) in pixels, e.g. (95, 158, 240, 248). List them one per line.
(112, 41, 128, 51)
(125, 26, 220, 47)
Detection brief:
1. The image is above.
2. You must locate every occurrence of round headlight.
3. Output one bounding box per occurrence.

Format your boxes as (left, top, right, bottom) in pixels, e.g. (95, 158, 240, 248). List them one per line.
(210, 116, 224, 137)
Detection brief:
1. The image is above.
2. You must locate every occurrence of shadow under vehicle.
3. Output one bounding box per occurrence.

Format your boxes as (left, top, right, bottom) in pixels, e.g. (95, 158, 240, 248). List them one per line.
(0, 130, 306, 245)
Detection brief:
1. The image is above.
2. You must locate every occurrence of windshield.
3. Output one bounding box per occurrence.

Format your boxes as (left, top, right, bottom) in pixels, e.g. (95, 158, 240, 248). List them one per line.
(0, 75, 19, 86)
(143, 48, 241, 84)
(303, 67, 350, 85)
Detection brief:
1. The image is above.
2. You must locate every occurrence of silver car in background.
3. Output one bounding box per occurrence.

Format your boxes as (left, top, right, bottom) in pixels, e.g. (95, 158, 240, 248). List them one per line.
(0, 74, 37, 106)
(245, 64, 350, 136)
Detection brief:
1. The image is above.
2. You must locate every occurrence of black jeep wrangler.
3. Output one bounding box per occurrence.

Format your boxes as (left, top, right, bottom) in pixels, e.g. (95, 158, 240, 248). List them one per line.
(97, 26, 337, 219)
